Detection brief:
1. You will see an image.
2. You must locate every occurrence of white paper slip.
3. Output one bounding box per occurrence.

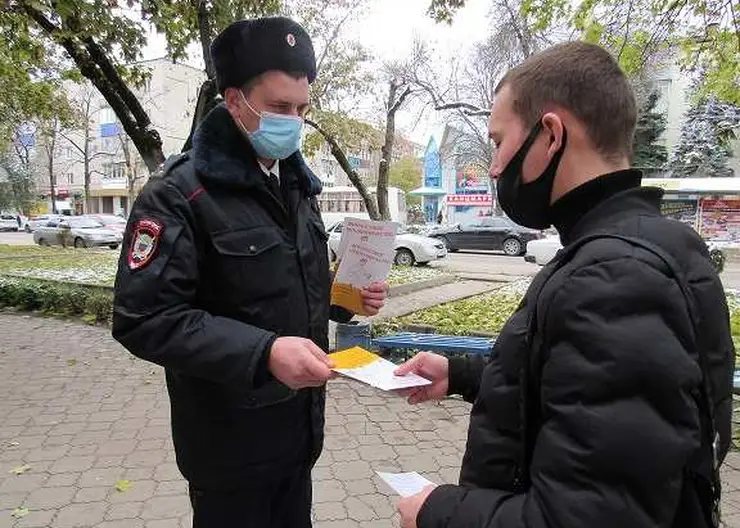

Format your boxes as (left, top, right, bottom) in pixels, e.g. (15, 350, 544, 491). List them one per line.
(376, 471, 436, 498)
(327, 347, 432, 391)
(331, 219, 397, 315)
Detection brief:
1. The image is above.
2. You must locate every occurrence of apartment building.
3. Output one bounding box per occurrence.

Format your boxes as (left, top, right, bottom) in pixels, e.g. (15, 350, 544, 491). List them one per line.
(34, 58, 204, 215)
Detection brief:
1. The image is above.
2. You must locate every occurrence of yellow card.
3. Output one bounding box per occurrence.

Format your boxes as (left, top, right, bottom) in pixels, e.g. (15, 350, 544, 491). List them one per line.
(328, 346, 380, 369)
(330, 282, 369, 315)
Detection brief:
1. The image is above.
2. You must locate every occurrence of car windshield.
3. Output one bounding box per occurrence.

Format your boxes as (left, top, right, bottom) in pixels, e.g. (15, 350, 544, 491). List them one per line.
(69, 218, 105, 229)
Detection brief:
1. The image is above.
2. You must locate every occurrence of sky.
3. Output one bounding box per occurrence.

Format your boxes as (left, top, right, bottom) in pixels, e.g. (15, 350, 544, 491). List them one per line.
(140, 0, 494, 147)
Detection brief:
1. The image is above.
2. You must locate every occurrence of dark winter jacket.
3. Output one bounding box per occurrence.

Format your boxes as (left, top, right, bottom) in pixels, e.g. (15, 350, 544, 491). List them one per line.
(419, 170, 734, 528)
(112, 104, 350, 490)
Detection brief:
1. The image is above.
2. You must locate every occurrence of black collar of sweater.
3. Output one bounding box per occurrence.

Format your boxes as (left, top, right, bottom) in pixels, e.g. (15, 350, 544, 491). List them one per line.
(551, 169, 651, 244)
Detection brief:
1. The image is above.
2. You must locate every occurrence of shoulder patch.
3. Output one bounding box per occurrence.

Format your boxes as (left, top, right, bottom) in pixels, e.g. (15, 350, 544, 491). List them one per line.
(128, 219, 164, 271)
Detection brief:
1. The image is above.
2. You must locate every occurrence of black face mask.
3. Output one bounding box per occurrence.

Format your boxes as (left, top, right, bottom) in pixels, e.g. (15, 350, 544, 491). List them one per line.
(496, 121, 568, 229)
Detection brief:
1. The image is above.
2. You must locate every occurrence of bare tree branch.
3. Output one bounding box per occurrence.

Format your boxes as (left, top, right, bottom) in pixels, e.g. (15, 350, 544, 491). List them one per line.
(304, 117, 380, 219)
(435, 102, 490, 116)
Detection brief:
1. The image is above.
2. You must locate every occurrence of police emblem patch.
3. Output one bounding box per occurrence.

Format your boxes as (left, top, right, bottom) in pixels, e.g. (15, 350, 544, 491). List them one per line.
(128, 219, 163, 271)
(286, 33, 296, 47)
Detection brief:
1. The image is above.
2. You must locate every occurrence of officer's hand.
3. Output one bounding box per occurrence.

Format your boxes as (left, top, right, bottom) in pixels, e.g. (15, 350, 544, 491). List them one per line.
(360, 281, 389, 316)
(268, 337, 334, 390)
(394, 352, 449, 404)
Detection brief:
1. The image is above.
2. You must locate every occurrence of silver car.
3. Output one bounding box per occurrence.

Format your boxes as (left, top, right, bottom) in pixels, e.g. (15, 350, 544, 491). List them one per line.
(33, 216, 122, 249)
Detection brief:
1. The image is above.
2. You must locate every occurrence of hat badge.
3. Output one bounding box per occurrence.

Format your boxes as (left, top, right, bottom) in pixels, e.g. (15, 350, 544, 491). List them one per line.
(286, 33, 296, 47)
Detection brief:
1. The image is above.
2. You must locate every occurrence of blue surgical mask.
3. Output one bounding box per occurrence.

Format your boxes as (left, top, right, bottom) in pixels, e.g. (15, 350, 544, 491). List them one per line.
(237, 91, 303, 160)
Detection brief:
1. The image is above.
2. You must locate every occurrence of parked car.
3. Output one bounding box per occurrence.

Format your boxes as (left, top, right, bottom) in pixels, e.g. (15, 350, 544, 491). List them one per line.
(525, 235, 562, 265)
(525, 236, 728, 273)
(33, 216, 122, 249)
(90, 214, 127, 234)
(25, 214, 63, 233)
(0, 214, 19, 232)
(326, 222, 447, 266)
(429, 216, 544, 256)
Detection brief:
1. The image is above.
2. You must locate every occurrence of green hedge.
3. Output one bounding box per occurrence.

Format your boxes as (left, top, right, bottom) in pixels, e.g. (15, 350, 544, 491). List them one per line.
(0, 275, 113, 325)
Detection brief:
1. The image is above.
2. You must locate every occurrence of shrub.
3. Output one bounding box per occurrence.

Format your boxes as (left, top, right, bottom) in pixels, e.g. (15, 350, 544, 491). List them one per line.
(0, 275, 113, 324)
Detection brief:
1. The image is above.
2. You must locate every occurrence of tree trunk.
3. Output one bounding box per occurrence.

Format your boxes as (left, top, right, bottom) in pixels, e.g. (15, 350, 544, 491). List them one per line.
(377, 82, 399, 221)
(84, 156, 90, 214)
(83, 128, 91, 214)
(48, 125, 57, 215)
(48, 163, 57, 215)
(305, 118, 380, 221)
(181, 1, 218, 153)
(182, 80, 218, 152)
(378, 83, 413, 221)
(128, 176, 136, 213)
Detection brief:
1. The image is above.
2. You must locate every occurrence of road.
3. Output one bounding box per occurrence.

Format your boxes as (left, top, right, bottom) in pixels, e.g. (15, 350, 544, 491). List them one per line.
(4, 231, 740, 290)
(0, 231, 32, 245)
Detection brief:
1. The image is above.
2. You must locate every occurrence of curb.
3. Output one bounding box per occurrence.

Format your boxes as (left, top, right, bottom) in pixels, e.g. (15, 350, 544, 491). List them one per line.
(388, 274, 456, 298)
(456, 273, 522, 283)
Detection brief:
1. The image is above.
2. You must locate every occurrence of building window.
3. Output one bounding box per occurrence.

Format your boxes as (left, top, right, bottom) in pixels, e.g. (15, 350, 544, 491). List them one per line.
(67, 173, 74, 184)
(100, 136, 119, 153)
(100, 107, 116, 125)
(102, 161, 126, 180)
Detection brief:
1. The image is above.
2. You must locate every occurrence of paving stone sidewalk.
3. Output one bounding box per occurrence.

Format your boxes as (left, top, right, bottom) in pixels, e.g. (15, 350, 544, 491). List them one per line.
(1, 314, 740, 528)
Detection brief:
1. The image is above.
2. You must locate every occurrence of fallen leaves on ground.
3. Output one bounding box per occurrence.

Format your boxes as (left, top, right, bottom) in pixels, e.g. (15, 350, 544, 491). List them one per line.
(9, 464, 31, 475)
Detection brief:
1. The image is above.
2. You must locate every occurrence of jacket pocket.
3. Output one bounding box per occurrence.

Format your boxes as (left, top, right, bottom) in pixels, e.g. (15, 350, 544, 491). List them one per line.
(211, 227, 291, 302)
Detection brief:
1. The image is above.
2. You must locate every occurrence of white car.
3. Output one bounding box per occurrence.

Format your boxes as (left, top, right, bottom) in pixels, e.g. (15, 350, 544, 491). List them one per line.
(0, 214, 19, 232)
(524, 235, 562, 266)
(326, 222, 447, 266)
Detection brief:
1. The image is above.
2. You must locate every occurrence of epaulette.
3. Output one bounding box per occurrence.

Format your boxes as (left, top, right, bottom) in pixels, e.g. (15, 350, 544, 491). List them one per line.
(150, 152, 191, 181)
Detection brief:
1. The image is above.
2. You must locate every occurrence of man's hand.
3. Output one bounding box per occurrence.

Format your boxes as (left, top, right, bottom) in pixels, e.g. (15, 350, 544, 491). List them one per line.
(394, 352, 449, 404)
(398, 485, 436, 528)
(360, 281, 389, 316)
(268, 337, 333, 390)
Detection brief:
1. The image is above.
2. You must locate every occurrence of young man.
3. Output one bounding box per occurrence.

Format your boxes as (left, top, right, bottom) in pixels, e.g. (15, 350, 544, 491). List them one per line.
(395, 42, 733, 528)
(112, 17, 387, 527)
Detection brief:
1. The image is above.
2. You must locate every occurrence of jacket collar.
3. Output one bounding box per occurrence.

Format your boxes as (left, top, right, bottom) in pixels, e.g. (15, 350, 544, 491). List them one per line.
(191, 103, 323, 197)
(567, 185, 665, 245)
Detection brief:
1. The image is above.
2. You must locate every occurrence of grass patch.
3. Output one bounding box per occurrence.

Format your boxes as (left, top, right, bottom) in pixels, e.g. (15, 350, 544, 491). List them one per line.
(0, 249, 120, 286)
(387, 266, 445, 287)
(377, 289, 740, 352)
(0, 244, 65, 256)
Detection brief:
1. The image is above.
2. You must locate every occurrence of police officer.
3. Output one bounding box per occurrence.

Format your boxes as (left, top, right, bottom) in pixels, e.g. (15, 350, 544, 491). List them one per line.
(112, 17, 388, 527)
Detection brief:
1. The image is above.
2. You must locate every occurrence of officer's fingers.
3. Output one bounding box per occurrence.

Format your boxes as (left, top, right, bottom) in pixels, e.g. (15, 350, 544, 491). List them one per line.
(363, 300, 385, 311)
(394, 353, 426, 376)
(361, 289, 386, 301)
(364, 281, 389, 293)
(302, 354, 332, 382)
(305, 341, 333, 367)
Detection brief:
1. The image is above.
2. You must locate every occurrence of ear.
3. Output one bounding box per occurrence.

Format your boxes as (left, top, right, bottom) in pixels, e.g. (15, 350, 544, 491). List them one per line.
(541, 112, 565, 156)
(223, 87, 242, 116)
